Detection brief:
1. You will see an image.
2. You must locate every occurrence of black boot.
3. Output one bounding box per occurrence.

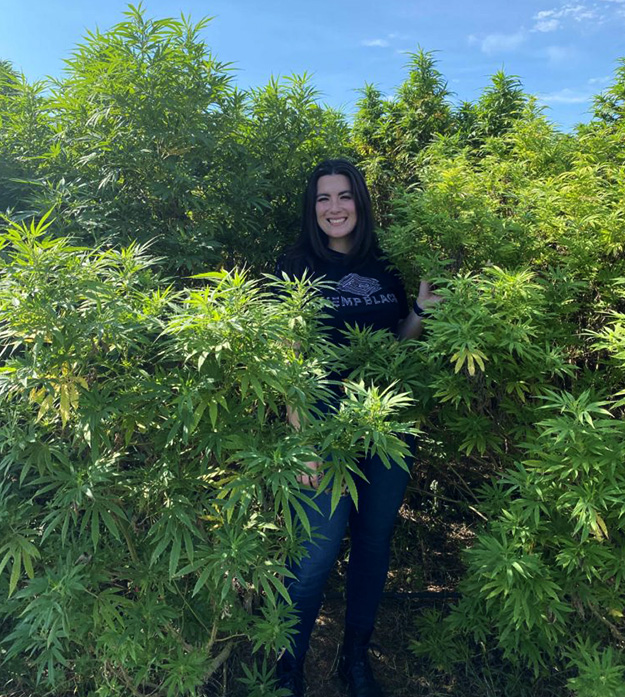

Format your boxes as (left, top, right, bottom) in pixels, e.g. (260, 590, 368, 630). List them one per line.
(338, 626, 384, 697)
(276, 653, 305, 697)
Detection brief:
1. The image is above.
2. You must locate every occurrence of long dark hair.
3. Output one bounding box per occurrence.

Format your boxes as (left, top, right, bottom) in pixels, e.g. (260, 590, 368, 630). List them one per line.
(281, 159, 380, 275)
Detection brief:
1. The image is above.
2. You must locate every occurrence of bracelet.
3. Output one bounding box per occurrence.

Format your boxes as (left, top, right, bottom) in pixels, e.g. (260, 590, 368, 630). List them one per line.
(413, 299, 425, 316)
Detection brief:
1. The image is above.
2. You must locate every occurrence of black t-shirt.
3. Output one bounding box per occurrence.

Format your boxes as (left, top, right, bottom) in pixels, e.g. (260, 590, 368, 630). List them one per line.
(276, 250, 409, 346)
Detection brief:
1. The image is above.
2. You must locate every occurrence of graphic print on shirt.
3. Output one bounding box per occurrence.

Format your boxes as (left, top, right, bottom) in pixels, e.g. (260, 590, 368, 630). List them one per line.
(330, 272, 398, 309)
(336, 273, 382, 297)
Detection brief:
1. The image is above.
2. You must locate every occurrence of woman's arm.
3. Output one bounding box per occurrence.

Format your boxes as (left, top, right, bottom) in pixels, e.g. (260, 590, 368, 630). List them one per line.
(286, 338, 321, 488)
(398, 309, 425, 341)
(287, 404, 322, 488)
(398, 280, 444, 341)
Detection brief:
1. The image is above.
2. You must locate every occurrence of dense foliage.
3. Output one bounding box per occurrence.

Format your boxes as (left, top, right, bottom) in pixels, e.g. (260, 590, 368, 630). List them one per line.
(377, 79, 625, 697)
(0, 216, 414, 695)
(3, 5, 625, 696)
(0, 8, 349, 277)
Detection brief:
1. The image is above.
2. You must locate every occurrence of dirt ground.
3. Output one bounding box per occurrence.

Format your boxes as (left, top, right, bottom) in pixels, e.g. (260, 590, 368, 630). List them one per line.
(294, 590, 458, 697)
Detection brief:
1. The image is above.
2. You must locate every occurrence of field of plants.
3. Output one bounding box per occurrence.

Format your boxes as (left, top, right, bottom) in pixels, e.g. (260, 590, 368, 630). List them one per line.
(2, 6, 625, 696)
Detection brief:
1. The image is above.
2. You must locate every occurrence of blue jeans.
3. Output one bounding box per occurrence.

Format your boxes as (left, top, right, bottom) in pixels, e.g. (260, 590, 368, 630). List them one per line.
(286, 444, 413, 660)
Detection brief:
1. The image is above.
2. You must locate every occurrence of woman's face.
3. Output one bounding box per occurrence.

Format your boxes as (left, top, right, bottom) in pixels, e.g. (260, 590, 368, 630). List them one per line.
(315, 174, 358, 253)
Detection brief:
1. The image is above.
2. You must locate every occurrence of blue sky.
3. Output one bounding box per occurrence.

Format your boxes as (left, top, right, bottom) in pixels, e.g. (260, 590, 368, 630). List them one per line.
(2, 0, 624, 131)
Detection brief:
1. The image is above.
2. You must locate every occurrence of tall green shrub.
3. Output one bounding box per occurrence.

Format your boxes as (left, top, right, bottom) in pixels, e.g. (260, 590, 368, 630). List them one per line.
(377, 78, 625, 696)
(0, 62, 52, 214)
(37, 7, 255, 275)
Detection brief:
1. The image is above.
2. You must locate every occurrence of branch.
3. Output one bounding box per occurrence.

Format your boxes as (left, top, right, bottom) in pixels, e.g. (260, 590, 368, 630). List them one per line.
(588, 602, 625, 645)
(203, 641, 234, 680)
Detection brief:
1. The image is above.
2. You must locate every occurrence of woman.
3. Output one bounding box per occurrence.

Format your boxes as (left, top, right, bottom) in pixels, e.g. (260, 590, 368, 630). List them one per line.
(276, 159, 440, 697)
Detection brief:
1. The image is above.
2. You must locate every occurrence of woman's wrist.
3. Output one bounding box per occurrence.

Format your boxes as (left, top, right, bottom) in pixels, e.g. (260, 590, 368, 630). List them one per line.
(413, 298, 425, 316)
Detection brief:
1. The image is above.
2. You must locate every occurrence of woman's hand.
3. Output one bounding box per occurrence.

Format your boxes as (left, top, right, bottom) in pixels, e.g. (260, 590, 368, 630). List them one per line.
(416, 279, 444, 311)
(287, 406, 323, 488)
(298, 460, 322, 488)
(398, 279, 445, 340)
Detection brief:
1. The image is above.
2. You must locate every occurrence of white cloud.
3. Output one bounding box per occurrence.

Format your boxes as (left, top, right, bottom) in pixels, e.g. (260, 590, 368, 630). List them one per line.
(535, 18, 561, 31)
(566, 4, 599, 22)
(588, 75, 611, 84)
(532, 3, 601, 32)
(538, 87, 592, 103)
(362, 33, 414, 49)
(478, 31, 526, 54)
(362, 38, 389, 48)
(596, 0, 625, 19)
